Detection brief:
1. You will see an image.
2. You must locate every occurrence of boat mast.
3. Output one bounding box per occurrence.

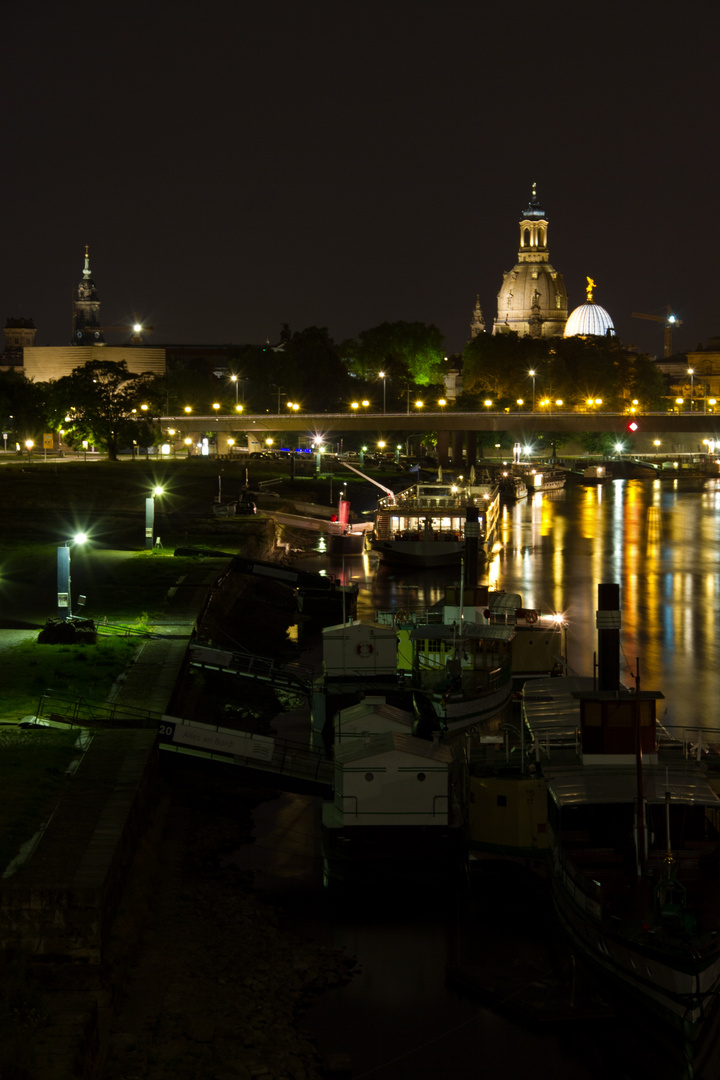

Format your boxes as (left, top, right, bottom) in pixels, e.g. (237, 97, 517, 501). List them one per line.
(634, 657, 647, 876)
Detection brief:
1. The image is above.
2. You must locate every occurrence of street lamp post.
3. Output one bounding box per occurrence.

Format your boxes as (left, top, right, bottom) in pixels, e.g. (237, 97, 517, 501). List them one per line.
(231, 374, 239, 406)
(688, 368, 695, 411)
(529, 370, 536, 412)
(379, 371, 387, 414)
(145, 486, 164, 549)
(57, 534, 87, 620)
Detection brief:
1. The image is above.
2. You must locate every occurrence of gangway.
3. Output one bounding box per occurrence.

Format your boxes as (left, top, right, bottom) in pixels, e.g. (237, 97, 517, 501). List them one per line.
(189, 643, 315, 698)
(158, 716, 333, 796)
(35, 689, 160, 729)
(31, 690, 332, 796)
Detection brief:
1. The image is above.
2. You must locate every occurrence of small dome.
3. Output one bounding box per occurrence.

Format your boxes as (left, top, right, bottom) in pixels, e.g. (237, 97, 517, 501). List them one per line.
(564, 301, 615, 338)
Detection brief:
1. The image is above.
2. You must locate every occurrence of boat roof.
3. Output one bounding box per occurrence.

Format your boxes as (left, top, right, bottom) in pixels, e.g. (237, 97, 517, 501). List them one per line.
(333, 731, 453, 765)
(410, 624, 516, 643)
(522, 675, 593, 742)
(488, 591, 523, 615)
(544, 764, 720, 808)
(336, 702, 414, 728)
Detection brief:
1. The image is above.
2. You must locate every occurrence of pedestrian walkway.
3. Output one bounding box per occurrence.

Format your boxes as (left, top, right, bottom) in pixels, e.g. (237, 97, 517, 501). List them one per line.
(105, 559, 229, 717)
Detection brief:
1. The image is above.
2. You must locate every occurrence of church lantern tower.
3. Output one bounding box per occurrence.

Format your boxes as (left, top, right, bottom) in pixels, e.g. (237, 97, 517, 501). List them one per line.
(492, 185, 568, 338)
(72, 246, 105, 345)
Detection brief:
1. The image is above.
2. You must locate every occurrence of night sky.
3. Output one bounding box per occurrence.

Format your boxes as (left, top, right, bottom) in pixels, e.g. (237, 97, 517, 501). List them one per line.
(4, 0, 718, 359)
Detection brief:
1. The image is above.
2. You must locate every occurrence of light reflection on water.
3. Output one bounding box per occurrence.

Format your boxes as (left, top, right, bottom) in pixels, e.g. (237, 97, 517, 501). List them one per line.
(304, 478, 720, 729)
(289, 479, 720, 1079)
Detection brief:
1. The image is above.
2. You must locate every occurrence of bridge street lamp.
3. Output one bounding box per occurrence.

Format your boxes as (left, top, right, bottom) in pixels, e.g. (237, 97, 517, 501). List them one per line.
(57, 533, 88, 620)
(688, 368, 695, 411)
(379, 371, 387, 414)
(529, 370, 536, 411)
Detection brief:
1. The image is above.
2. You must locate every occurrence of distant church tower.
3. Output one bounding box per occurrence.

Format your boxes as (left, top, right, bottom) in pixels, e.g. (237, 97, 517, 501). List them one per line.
(492, 185, 568, 338)
(72, 246, 105, 345)
(469, 295, 485, 338)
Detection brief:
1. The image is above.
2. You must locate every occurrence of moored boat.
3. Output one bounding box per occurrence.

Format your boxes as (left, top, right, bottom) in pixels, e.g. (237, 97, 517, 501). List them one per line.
(522, 465, 567, 492)
(498, 470, 528, 502)
(523, 585, 720, 1050)
(367, 476, 500, 567)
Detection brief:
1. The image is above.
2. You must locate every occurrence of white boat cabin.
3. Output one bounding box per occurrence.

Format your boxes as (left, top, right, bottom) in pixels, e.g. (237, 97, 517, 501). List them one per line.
(334, 701, 413, 742)
(321, 620, 398, 679)
(328, 731, 454, 827)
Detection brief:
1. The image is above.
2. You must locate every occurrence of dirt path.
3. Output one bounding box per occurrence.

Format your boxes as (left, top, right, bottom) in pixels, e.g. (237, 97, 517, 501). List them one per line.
(100, 778, 355, 1080)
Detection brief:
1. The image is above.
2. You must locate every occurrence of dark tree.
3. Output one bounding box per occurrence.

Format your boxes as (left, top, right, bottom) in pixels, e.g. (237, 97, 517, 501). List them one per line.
(51, 360, 157, 461)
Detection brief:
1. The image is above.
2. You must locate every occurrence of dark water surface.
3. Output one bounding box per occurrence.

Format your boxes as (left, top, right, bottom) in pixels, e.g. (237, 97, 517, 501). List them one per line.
(273, 479, 720, 1079)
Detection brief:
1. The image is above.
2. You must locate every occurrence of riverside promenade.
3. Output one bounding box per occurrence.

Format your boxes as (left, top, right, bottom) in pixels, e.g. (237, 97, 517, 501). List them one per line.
(0, 558, 231, 1079)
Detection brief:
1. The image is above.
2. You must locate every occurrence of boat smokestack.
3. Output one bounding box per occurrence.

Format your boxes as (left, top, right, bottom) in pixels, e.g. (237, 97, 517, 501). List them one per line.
(597, 582, 621, 692)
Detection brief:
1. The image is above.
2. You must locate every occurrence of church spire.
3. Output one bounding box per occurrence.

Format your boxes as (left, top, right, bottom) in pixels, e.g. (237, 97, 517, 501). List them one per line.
(72, 246, 105, 345)
(470, 295, 485, 338)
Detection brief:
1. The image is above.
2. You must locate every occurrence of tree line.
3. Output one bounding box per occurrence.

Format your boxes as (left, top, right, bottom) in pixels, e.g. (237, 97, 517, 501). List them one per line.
(0, 320, 671, 460)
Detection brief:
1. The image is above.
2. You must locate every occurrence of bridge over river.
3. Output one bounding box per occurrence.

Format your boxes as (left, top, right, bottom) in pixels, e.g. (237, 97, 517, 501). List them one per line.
(159, 409, 720, 438)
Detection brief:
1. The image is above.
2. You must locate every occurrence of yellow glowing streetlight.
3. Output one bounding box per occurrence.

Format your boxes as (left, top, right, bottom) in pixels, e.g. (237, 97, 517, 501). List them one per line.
(140, 403, 149, 412)
(516, 398, 524, 408)
(555, 399, 564, 407)
(415, 399, 424, 410)
(483, 399, 493, 409)
(351, 401, 359, 411)
(438, 398, 446, 411)
(184, 405, 192, 414)
(212, 402, 220, 411)
(265, 437, 274, 447)
(235, 404, 243, 413)
(227, 437, 235, 447)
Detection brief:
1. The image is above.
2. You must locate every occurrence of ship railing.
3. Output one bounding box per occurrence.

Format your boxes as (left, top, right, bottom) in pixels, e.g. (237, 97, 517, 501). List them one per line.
(659, 725, 720, 762)
(375, 608, 444, 626)
(530, 726, 583, 762)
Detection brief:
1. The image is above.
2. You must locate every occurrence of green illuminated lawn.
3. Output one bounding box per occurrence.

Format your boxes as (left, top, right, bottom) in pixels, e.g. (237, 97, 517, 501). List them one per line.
(0, 637, 140, 723)
(0, 726, 82, 873)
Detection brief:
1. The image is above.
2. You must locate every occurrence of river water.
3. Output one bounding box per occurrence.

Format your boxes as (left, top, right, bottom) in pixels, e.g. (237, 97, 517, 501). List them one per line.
(262, 477, 720, 1080)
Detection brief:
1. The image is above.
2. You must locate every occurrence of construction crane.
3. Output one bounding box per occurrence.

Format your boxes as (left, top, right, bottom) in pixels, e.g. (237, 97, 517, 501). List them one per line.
(631, 306, 682, 357)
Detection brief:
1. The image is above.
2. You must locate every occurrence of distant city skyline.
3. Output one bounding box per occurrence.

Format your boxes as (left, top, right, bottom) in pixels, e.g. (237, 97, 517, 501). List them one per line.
(3, 2, 716, 360)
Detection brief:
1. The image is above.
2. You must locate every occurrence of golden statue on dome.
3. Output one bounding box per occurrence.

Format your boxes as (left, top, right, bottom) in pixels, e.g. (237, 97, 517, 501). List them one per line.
(586, 276, 596, 302)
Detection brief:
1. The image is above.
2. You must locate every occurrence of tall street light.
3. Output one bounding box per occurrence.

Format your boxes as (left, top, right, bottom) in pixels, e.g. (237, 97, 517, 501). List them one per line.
(379, 371, 387, 414)
(688, 367, 695, 411)
(529, 369, 536, 411)
(145, 486, 164, 549)
(57, 533, 88, 620)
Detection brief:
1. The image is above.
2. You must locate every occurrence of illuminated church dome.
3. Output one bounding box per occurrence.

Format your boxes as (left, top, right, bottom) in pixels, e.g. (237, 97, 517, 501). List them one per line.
(492, 184, 568, 339)
(564, 277, 615, 338)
